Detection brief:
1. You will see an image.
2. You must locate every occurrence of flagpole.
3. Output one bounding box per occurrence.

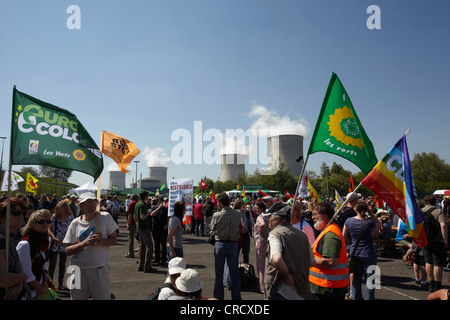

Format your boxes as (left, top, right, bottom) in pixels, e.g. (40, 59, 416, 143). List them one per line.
(311, 181, 364, 248)
(290, 154, 309, 213)
(5, 85, 16, 273)
(309, 129, 411, 248)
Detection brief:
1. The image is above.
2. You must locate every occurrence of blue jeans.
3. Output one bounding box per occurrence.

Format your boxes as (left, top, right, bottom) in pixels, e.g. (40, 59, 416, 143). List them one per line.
(214, 241, 241, 300)
(351, 257, 377, 300)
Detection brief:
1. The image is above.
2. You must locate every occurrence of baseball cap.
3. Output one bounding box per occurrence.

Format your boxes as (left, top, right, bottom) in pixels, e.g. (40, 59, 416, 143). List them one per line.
(270, 205, 291, 218)
(346, 192, 361, 202)
(78, 192, 98, 204)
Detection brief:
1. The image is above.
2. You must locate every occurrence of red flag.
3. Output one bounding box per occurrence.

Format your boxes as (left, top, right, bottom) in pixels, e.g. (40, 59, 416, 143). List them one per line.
(210, 190, 217, 206)
(200, 179, 209, 190)
(257, 189, 269, 197)
(348, 173, 355, 193)
(373, 194, 385, 210)
(182, 215, 192, 225)
(285, 191, 292, 198)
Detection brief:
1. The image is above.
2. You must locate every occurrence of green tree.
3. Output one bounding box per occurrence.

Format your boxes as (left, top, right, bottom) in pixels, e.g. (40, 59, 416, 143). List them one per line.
(411, 152, 450, 192)
(39, 166, 73, 182)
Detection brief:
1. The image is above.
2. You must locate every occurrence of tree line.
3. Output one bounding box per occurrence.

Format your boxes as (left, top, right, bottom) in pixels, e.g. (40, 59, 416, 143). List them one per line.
(195, 152, 450, 199)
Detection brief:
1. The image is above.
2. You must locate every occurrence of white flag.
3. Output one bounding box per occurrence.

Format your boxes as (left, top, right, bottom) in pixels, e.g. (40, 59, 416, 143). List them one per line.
(298, 171, 310, 198)
(335, 189, 344, 210)
(1, 170, 24, 192)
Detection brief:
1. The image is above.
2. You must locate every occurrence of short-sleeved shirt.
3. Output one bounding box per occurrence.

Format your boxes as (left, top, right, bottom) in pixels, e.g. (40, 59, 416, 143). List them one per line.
(135, 200, 150, 230)
(50, 215, 74, 252)
(63, 212, 118, 269)
(344, 217, 377, 260)
(310, 231, 347, 297)
(169, 216, 184, 249)
(211, 207, 241, 242)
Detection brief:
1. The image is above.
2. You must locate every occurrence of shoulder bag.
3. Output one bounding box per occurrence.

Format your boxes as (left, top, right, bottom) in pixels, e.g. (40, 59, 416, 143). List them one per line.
(348, 219, 368, 273)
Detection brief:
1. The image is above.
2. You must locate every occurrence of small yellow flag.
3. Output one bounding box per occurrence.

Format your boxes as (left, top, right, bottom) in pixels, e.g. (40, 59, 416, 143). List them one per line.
(26, 173, 39, 195)
(307, 180, 321, 202)
(100, 131, 140, 173)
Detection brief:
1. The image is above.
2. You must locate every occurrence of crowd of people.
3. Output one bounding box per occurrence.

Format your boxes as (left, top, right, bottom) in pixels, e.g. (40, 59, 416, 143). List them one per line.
(0, 189, 448, 301)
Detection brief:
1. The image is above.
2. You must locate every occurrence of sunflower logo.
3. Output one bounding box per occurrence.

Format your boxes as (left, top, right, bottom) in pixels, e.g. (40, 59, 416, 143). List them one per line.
(73, 149, 86, 161)
(327, 106, 364, 149)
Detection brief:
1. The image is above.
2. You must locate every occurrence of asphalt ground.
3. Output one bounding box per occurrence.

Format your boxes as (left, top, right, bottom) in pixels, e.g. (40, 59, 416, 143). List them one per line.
(50, 215, 449, 314)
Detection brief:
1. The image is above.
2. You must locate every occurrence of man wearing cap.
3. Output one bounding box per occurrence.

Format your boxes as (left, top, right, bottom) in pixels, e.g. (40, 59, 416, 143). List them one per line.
(336, 192, 361, 230)
(158, 257, 186, 300)
(63, 192, 119, 300)
(265, 203, 314, 300)
(262, 196, 274, 211)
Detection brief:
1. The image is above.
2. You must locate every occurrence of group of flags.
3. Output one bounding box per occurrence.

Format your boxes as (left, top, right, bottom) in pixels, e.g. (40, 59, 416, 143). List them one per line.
(303, 72, 427, 247)
(1, 170, 40, 195)
(5, 72, 429, 247)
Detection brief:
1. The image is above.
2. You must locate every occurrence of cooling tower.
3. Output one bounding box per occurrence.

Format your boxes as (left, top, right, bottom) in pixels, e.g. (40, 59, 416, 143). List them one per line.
(109, 171, 126, 191)
(268, 134, 303, 177)
(148, 166, 168, 187)
(220, 153, 245, 182)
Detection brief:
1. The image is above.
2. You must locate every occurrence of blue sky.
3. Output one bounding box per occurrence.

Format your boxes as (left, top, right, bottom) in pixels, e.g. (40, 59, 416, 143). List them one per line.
(1, 0, 449, 190)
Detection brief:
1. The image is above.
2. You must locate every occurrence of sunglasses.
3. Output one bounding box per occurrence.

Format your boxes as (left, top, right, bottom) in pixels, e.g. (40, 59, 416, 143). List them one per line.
(11, 211, 26, 217)
(35, 220, 52, 225)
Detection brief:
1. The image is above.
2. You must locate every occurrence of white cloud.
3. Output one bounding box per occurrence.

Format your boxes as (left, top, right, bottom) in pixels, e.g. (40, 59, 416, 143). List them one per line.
(248, 104, 309, 138)
(142, 146, 171, 167)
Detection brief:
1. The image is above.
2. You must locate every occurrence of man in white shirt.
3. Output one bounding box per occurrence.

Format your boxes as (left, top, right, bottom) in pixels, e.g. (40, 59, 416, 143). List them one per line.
(64, 192, 118, 300)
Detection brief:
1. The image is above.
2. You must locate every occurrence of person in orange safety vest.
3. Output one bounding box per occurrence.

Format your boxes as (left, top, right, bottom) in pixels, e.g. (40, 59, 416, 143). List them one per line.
(309, 202, 349, 300)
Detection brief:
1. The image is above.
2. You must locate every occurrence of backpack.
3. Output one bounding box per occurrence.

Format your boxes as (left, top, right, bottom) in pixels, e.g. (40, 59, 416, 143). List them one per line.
(422, 207, 442, 242)
(147, 283, 176, 300)
(238, 263, 256, 290)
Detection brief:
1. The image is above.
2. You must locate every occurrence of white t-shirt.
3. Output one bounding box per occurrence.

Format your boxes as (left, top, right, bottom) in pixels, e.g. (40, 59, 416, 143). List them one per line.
(63, 212, 118, 269)
(158, 277, 176, 300)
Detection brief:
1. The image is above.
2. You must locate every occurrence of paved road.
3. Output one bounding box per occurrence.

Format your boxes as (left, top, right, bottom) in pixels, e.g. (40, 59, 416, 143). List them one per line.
(57, 215, 449, 301)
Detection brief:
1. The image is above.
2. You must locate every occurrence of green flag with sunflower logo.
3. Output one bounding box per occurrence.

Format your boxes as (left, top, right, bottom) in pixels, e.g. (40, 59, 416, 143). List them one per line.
(10, 88, 103, 181)
(307, 73, 377, 174)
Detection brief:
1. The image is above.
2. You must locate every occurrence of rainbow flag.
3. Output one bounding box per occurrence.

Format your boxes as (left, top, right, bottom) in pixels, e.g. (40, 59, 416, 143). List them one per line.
(361, 134, 427, 247)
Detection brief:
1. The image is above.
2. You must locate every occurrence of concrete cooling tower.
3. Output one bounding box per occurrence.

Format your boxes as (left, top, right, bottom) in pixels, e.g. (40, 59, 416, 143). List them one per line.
(148, 166, 167, 187)
(220, 153, 245, 182)
(109, 171, 126, 191)
(140, 166, 168, 192)
(268, 134, 304, 178)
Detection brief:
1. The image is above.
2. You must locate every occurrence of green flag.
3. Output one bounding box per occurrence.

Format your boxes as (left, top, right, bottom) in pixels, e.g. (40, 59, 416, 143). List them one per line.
(307, 73, 377, 174)
(11, 88, 103, 180)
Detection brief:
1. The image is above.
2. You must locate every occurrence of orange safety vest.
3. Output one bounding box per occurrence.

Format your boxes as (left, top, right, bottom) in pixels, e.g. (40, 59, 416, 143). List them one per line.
(309, 223, 349, 288)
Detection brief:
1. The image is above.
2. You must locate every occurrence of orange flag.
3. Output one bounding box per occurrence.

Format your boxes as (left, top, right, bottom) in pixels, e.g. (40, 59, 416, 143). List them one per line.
(348, 173, 355, 193)
(100, 131, 140, 173)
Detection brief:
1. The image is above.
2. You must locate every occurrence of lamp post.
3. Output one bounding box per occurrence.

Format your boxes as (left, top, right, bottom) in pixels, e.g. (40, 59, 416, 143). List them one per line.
(0, 136, 6, 180)
(134, 160, 139, 188)
(324, 165, 329, 198)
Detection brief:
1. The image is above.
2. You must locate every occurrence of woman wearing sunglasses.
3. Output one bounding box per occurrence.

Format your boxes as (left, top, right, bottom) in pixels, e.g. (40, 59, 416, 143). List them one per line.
(16, 209, 56, 299)
(0, 197, 29, 300)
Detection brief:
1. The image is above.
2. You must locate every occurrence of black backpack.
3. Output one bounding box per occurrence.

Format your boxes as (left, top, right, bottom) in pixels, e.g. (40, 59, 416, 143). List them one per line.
(239, 263, 256, 290)
(147, 283, 176, 300)
(422, 207, 442, 242)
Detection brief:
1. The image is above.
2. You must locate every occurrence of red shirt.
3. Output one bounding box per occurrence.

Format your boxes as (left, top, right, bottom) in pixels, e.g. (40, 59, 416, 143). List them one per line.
(193, 203, 204, 220)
